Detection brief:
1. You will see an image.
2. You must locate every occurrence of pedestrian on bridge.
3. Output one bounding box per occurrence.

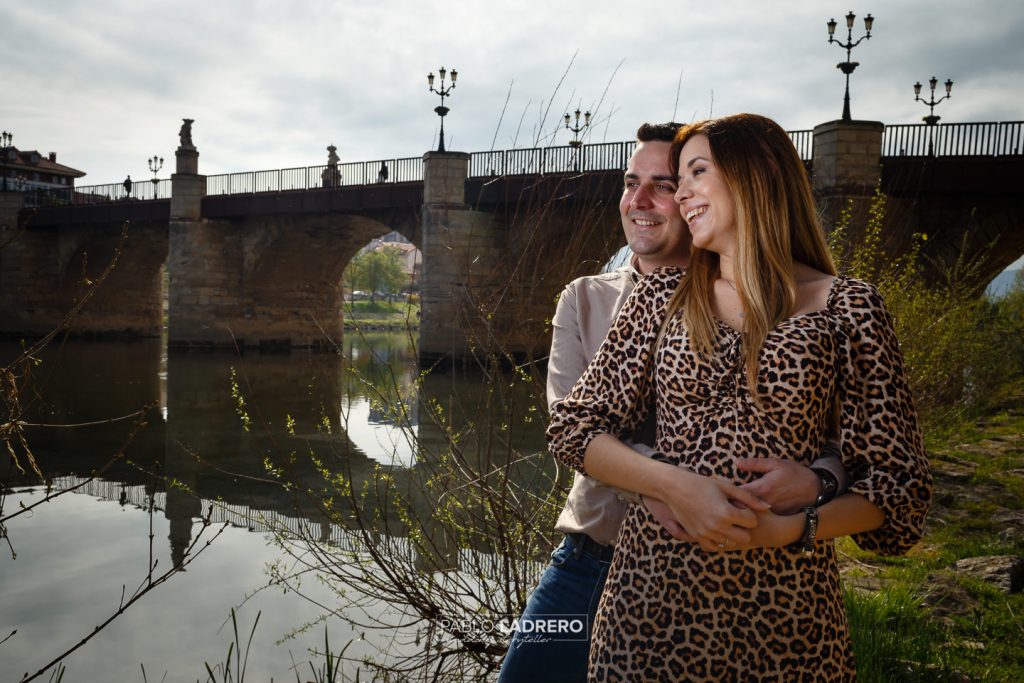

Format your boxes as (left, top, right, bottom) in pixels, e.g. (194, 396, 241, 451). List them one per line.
(123, 175, 132, 199)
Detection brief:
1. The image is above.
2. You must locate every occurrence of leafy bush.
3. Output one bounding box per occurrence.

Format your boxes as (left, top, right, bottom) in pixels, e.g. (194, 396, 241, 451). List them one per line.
(828, 191, 1023, 431)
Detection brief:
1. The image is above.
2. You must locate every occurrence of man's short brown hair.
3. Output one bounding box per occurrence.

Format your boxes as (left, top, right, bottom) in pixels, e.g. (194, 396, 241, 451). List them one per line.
(636, 122, 684, 143)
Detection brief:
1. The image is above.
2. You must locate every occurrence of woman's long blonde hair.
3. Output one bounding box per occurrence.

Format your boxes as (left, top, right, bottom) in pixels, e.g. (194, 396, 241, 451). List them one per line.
(665, 114, 837, 406)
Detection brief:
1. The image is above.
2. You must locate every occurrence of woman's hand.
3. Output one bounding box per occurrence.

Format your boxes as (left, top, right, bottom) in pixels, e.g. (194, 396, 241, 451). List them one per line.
(722, 508, 805, 551)
(654, 467, 771, 553)
(642, 495, 694, 541)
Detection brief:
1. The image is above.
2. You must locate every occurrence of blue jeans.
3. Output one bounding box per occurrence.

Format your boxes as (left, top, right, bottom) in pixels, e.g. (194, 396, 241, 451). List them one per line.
(497, 535, 611, 683)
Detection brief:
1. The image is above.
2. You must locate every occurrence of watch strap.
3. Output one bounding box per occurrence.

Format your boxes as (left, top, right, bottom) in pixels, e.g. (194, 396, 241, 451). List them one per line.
(792, 506, 818, 555)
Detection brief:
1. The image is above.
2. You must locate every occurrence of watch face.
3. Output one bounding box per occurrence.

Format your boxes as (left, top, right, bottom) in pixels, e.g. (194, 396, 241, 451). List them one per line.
(815, 471, 838, 505)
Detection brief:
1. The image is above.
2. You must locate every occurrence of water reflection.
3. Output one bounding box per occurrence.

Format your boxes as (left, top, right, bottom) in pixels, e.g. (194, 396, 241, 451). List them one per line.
(1, 333, 553, 678)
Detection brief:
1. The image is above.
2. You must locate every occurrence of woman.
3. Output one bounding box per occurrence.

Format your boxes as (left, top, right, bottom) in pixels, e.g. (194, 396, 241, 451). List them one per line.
(546, 113, 932, 681)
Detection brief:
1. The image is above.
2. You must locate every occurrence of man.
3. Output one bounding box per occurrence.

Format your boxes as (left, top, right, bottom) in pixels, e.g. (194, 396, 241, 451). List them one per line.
(497, 122, 848, 682)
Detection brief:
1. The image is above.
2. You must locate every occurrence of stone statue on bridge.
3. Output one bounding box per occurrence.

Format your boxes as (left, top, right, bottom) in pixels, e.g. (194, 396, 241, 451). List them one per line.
(322, 144, 340, 187)
(178, 119, 195, 149)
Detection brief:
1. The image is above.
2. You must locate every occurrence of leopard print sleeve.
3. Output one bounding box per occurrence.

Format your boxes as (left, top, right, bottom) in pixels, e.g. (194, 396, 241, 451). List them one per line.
(546, 267, 681, 475)
(831, 277, 934, 556)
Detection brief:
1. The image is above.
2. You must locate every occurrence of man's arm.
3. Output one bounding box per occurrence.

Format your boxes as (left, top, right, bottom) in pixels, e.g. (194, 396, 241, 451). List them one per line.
(546, 282, 587, 410)
(735, 439, 850, 515)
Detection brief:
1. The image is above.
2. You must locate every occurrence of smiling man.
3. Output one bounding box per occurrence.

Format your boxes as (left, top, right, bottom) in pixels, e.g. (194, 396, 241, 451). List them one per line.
(496, 122, 847, 683)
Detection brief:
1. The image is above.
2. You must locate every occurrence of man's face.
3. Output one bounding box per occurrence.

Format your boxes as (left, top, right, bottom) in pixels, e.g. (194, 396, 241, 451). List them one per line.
(619, 141, 690, 272)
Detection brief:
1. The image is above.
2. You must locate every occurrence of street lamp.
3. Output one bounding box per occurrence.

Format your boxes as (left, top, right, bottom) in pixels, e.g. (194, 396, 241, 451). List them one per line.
(427, 66, 457, 152)
(914, 77, 953, 155)
(914, 77, 953, 126)
(564, 108, 591, 149)
(148, 155, 164, 199)
(827, 11, 875, 122)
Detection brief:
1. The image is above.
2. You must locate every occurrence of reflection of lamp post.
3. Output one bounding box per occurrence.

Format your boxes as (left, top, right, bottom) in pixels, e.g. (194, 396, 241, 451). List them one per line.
(827, 11, 875, 122)
(148, 155, 164, 199)
(914, 77, 953, 156)
(427, 67, 457, 152)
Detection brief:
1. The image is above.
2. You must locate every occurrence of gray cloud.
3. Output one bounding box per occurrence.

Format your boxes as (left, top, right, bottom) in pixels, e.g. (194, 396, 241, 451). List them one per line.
(2, 0, 1021, 183)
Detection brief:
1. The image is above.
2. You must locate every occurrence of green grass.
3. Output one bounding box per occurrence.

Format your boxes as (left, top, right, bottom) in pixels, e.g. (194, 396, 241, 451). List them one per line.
(342, 300, 420, 329)
(842, 377, 1024, 682)
(845, 585, 958, 682)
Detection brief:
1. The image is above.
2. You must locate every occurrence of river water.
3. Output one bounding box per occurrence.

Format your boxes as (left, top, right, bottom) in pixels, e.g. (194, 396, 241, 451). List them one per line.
(0, 334, 552, 681)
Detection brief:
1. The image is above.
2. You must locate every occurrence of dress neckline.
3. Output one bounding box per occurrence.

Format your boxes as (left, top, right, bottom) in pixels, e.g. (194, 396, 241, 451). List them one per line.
(713, 275, 845, 335)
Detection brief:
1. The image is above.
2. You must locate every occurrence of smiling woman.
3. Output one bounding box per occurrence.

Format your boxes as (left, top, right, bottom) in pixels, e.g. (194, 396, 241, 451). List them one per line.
(547, 113, 933, 681)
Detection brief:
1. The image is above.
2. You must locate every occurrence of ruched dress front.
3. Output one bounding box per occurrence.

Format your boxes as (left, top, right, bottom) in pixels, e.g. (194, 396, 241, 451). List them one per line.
(546, 268, 932, 682)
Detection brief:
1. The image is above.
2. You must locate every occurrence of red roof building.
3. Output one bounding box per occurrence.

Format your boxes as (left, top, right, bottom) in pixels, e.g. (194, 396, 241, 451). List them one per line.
(1, 141, 86, 192)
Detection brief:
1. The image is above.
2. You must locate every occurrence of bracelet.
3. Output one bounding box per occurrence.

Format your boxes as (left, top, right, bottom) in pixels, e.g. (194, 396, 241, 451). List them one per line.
(791, 506, 818, 555)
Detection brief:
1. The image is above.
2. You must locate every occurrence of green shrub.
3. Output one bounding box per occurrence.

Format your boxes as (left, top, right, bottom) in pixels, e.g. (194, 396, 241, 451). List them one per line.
(829, 191, 1023, 431)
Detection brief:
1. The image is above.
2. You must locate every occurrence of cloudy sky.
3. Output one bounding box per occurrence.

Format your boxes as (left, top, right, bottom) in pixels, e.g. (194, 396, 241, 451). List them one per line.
(3, 0, 1022, 186)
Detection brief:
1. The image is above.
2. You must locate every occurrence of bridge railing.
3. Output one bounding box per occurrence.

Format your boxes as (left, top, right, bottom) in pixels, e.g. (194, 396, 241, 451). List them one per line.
(57, 179, 173, 204)
(882, 121, 1024, 157)
(205, 157, 423, 195)
(19, 187, 73, 207)
(788, 130, 814, 161)
(469, 141, 638, 177)
(58, 122, 1024, 204)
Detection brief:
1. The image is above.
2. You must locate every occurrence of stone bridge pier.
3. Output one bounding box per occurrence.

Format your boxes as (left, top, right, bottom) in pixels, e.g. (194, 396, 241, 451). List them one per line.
(0, 192, 167, 338)
(417, 154, 622, 367)
(167, 147, 417, 349)
(813, 119, 1024, 288)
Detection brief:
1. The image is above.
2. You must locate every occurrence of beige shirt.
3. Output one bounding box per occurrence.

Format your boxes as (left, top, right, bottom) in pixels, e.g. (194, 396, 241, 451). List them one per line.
(548, 262, 651, 546)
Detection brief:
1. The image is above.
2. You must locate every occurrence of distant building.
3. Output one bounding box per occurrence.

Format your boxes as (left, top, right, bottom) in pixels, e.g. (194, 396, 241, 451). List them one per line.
(377, 230, 412, 245)
(360, 237, 422, 285)
(0, 142, 86, 192)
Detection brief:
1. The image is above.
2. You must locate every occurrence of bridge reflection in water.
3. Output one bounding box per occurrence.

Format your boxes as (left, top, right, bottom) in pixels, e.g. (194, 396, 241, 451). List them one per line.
(1, 332, 552, 678)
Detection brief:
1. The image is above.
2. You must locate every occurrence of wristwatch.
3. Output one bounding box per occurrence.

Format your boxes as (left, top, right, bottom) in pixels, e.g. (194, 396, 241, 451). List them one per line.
(792, 506, 819, 555)
(812, 468, 838, 507)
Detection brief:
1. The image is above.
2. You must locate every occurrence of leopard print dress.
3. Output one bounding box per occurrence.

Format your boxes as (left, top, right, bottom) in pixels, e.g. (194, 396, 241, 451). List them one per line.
(547, 268, 933, 682)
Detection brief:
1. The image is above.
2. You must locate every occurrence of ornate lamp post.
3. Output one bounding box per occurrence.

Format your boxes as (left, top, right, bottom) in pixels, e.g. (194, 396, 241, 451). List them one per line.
(1, 131, 11, 191)
(564, 108, 591, 148)
(148, 155, 164, 199)
(914, 77, 953, 156)
(427, 67, 457, 153)
(827, 11, 875, 122)
(564, 108, 591, 171)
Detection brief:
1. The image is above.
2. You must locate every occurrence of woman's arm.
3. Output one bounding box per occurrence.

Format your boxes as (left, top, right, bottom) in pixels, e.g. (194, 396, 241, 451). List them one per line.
(584, 433, 770, 552)
(727, 492, 885, 551)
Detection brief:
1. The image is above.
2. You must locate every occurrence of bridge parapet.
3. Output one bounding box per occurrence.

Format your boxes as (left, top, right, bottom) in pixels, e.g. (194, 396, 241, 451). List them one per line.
(45, 120, 1024, 207)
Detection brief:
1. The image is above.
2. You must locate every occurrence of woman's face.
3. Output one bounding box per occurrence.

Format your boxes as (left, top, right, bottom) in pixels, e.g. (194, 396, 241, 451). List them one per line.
(674, 135, 736, 257)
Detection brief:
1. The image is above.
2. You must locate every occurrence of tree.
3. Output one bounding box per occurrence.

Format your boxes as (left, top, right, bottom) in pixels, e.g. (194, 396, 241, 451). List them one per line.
(344, 246, 407, 303)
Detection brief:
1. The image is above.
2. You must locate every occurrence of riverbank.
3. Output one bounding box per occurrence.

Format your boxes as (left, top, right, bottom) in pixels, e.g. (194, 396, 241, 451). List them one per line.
(839, 378, 1024, 681)
(342, 300, 420, 331)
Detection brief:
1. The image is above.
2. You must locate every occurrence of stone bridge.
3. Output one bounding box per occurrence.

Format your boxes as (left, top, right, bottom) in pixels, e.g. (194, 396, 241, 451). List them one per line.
(1, 119, 1021, 363)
